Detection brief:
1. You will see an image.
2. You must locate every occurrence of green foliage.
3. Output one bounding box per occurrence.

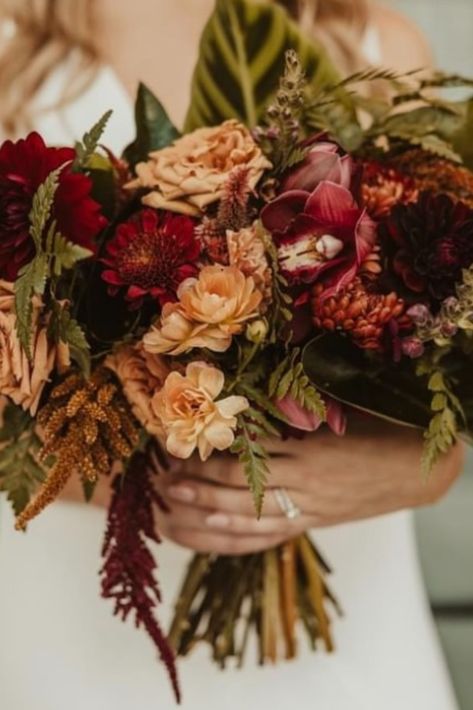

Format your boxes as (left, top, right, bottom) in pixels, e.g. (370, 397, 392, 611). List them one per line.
(0, 403, 46, 517)
(269, 348, 326, 420)
(14, 168, 93, 359)
(124, 83, 180, 167)
(73, 110, 113, 171)
(303, 333, 433, 429)
(48, 303, 91, 376)
(231, 414, 271, 517)
(420, 369, 463, 476)
(262, 231, 293, 343)
(184, 0, 339, 131)
(14, 255, 49, 358)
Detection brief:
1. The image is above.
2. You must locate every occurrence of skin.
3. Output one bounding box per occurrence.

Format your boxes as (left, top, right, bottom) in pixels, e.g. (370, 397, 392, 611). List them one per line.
(67, 0, 464, 554)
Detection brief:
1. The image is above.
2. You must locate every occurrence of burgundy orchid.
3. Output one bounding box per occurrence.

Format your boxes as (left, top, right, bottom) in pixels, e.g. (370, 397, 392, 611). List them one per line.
(282, 140, 354, 193)
(262, 181, 377, 297)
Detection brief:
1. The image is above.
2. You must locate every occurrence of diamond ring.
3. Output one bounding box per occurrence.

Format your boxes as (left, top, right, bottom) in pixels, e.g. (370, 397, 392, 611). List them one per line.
(273, 487, 302, 520)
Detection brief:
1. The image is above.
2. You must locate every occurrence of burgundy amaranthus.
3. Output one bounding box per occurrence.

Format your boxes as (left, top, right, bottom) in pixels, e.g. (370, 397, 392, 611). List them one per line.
(101, 449, 180, 703)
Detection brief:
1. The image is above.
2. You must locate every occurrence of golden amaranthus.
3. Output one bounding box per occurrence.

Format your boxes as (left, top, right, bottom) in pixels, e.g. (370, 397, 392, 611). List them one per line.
(15, 368, 140, 530)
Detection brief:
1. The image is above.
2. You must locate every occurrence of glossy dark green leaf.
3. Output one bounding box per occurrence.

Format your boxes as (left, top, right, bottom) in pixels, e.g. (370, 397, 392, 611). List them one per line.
(302, 333, 433, 429)
(123, 83, 180, 167)
(184, 0, 340, 131)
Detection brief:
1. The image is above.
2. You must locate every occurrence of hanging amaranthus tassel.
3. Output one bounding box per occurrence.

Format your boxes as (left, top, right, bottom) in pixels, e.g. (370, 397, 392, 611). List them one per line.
(101, 447, 181, 703)
(15, 368, 140, 530)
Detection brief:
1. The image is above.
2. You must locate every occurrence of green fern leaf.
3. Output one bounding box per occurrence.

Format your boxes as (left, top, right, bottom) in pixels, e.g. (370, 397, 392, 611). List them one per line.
(74, 110, 113, 170)
(0, 404, 46, 517)
(52, 233, 93, 276)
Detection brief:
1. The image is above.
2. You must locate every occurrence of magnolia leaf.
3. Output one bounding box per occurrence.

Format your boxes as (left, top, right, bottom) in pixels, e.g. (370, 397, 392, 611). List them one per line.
(52, 233, 93, 276)
(184, 0, 339, 131)
(124, 83, 180, 167)
(73, 110, 113, 171)
(303, 334, 432, 429)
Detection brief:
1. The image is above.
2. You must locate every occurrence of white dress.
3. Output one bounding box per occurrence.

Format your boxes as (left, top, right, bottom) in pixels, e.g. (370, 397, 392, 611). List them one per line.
(0, 31, 459, 710)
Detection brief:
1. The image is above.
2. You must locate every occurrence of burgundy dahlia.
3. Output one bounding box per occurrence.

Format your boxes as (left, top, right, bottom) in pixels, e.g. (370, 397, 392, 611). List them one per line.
(261, 181, 376, 297)
(0, 132, 105, 280)
(381, 191, 473, 304)
(102, 209, 200, 308)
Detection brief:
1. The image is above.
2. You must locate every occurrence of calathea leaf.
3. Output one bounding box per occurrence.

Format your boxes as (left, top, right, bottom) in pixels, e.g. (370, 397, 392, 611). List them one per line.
(123, 83, 180, 167)
(184, 0, 340, 131)
(302, 333, 433, 429)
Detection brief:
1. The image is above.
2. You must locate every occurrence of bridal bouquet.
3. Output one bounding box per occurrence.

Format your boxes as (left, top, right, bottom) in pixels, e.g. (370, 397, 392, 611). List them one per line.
(2, 0, 473, 702)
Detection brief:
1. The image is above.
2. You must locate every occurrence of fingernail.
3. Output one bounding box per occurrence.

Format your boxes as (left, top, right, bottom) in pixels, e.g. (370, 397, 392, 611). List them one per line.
(167, 485, 196, 503)
(206, 513, 231, 529)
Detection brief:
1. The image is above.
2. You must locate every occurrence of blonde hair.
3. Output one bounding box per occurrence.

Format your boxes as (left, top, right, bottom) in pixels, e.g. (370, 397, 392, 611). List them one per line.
(0, 0, 371, 136)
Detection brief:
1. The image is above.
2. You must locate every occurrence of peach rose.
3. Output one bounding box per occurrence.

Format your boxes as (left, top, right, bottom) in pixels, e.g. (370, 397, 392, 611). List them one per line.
(105, 344, 170, 438)
(127, 120, 272, 217)
(226, 221, 272, 302)
(143, 265, 263, 356)
(153, 361, 248, 461)
(0, 280, 70, 415)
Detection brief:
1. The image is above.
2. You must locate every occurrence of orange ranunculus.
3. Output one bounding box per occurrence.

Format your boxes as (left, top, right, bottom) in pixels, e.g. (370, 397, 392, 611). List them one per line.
(126, 120, 271, 217)
(143, 265, 262, 356)
(105, 344, 170, 438)
(153, 361, 248, 461)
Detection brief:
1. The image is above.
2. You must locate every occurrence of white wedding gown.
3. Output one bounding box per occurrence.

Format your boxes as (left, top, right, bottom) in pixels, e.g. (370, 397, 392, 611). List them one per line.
(0, 29, 459, 710)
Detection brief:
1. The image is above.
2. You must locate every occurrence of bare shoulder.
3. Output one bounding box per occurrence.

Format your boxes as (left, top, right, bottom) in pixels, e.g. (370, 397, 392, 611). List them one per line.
(371, 4, 434, 71)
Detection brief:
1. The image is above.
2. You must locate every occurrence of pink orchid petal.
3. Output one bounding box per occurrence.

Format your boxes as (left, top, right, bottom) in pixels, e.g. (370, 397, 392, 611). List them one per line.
(277, 395, 324, 432)
(305, 181, 359, 226)
(261, 190, 309, 233)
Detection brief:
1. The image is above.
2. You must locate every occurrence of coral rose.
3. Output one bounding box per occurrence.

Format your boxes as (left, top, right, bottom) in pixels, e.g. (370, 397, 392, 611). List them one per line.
(143, 265, 262, 355)
(153, 361, 248, 461)
(105, 344, 170, 438)
(127, 120, 271, 217)
(0, 281, 70, 415)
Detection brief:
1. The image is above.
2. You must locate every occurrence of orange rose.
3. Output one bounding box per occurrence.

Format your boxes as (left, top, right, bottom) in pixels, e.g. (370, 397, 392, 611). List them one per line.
(105, 344, 170, 438)
(143, 265, 262, 355)
(153, 361, 248, 461)
(127, 120, 271, 216)
(0, 280, 70, 415)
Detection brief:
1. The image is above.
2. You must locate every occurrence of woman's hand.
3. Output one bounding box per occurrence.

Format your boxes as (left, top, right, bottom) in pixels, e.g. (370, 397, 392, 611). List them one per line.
(154, 415, 464, 555)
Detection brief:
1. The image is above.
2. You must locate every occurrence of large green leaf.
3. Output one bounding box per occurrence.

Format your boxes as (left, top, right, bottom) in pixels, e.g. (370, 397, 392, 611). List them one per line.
(302, 333, 433, 429)
(123, 83, 180, 167)
(184, 0, 340, 131)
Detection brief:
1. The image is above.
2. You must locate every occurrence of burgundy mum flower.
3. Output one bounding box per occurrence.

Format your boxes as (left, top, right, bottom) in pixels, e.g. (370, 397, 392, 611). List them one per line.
(262, 181, 377, 297)
(0, 132, 106, 280)
(102, 209, 200, 308)
(381, 191, 473, 304)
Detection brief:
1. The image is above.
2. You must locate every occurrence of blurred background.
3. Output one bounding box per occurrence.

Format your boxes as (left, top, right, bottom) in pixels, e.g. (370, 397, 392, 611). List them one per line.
(389, 4, 473, 708)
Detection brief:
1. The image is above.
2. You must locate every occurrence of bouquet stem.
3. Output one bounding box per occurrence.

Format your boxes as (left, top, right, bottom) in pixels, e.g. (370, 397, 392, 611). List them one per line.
(168, 534, 340, 668)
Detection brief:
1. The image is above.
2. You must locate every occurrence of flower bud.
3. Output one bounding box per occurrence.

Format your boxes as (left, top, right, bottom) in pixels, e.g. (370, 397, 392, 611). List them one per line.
(402, 336, 425, 359)
(246, 319, 268, 344)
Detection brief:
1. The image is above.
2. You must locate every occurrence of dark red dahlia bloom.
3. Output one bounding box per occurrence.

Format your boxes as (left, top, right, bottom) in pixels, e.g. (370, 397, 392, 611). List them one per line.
(102, 209, 200, 308)
(0, 132, 106, 280)
(262, 181, 377, 297)
(381, 191, 473, 304)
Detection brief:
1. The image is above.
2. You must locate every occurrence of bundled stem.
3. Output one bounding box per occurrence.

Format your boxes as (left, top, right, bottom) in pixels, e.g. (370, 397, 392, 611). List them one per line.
(168, 534, 338, 669)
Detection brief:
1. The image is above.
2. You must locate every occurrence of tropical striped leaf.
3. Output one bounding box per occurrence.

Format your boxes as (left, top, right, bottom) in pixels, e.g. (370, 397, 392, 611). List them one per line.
(184, 0, 340, 131)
